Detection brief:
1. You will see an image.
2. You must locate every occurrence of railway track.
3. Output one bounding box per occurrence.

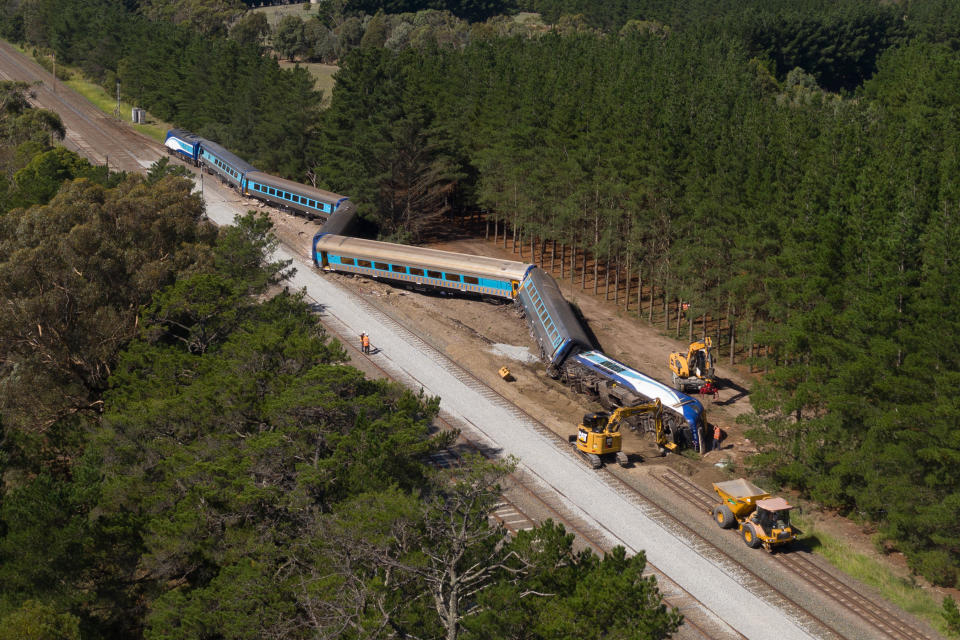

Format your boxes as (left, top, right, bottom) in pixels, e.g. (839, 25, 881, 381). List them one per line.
(654, 468, 939, 640)
(306, 284, 855, 639)
(0, 41, 161, 172)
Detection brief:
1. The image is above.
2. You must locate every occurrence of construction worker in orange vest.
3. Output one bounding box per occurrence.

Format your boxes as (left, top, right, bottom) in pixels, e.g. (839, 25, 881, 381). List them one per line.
(361, 332, 371, 354)
(712, 423, 723, 452)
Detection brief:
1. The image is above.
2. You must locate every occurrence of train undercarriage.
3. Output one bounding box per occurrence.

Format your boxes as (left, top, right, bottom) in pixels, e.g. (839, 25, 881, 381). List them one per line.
(552, 359, 705, 452)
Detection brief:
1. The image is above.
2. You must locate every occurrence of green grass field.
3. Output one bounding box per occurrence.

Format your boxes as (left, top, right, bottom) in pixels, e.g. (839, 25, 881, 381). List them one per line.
(253, 3, 317, 28)
(279, 61, 338, 102)
(63, 79, 169, 143)
(793, 512, 951, 636)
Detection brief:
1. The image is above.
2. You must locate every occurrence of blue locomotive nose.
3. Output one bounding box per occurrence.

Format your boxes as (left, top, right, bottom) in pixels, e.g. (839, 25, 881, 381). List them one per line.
(681, 397, 705, 451)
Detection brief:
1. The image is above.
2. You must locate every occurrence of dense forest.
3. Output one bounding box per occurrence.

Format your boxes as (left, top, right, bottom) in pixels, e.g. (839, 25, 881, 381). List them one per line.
(4, 0, 960, 632)
(0, 83, 680, 638)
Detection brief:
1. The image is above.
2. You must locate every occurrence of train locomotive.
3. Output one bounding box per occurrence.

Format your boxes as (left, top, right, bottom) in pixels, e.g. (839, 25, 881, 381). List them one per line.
(164, 128, 706, 454)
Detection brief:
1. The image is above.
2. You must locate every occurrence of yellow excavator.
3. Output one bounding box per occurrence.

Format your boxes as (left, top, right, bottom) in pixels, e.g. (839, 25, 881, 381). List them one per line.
(669, 337, 716, 393)
(569, 398, 675, 469)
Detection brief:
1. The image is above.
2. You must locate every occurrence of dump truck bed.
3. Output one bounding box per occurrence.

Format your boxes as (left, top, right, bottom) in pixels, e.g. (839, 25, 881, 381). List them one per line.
(713, 478, 771, 519)
(713, 478, 768, 500)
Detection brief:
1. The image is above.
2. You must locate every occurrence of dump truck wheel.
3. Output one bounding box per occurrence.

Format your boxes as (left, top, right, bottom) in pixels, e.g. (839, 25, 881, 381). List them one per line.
(742, 524, 762, 549)
(713, 505, 735, 529)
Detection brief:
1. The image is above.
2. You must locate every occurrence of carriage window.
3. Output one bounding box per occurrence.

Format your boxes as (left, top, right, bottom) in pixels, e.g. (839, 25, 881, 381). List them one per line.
(391, 264, 406, 273)
(444, 273, 461, 282)
(357, 260, 372, 268)
(374, 262, 388, 270)
(409, 267, 424, 276)
(340, 257, 355, 266)
(463, 276, 479, 284)
(269, 188, 276, 195)
(294, 196, 301, 203)
(427, 270, 442, 279)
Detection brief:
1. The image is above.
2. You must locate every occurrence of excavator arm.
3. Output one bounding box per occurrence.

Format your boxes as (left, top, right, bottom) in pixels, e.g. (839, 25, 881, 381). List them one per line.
(669, 337, 716, 392)
(608, 398, 676, 452)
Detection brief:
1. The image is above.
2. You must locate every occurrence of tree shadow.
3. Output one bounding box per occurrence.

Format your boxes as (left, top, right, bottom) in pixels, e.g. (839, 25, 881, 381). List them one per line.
(715, 378, 750, 405)
(419, 214, 487, 243)
(569, 302, 601, 351)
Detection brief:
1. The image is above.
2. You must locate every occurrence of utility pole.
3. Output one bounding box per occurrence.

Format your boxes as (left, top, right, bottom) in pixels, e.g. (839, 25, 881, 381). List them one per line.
(114, 80, 120, 119)
(51, 51, 55, 94)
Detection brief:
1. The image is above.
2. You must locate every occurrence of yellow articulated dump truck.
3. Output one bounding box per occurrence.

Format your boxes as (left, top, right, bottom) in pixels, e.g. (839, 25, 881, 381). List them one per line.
(711, 478, 796, 551)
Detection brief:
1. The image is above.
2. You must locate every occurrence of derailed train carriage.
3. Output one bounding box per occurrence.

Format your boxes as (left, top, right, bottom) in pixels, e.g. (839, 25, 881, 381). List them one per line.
(316, 221, 707, 453)
(516, 267, 706, 453)
(245, 171, 348, 219)
(312, 233, 533, 301)
(164, 128, 708, 454)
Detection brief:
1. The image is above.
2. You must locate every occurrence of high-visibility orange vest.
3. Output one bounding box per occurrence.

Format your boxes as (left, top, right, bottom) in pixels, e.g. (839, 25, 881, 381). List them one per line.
(713, 425, 722, 440)
(362, 335, 370, 348)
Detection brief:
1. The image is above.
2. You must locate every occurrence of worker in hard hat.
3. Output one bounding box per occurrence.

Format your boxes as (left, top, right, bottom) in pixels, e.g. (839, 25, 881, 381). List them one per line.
(361, 332, 371, 354)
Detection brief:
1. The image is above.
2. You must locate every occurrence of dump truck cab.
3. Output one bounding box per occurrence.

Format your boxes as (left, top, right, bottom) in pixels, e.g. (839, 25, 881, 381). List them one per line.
(711, 479, 796, 551)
